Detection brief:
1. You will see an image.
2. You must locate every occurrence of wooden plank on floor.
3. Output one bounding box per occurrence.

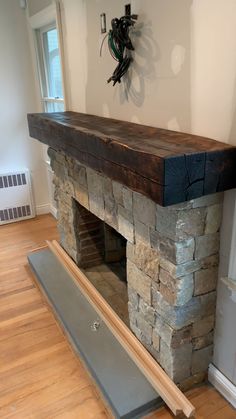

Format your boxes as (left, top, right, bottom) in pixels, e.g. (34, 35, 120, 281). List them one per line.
(47, 240, 195, 418)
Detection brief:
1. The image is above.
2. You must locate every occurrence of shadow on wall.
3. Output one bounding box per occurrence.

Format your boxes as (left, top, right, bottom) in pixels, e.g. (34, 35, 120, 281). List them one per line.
(119, 17, 160, 107)
(85, 0, 193, 132)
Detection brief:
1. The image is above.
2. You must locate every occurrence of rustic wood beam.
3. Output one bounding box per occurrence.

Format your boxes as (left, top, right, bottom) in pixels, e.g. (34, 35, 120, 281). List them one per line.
(27, 112, 236, 206)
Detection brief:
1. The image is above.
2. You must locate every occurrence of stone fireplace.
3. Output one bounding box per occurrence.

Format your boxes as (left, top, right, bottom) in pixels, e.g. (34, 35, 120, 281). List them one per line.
(28, 111, 236, 393)
(49, 146, 223, 390)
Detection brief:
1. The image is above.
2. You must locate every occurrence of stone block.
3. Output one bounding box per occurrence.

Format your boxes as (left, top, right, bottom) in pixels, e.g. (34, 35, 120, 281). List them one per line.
(152, 291, 201, 329)
(156, 207, 206, 241)
(103, 178, 118, 229)
(205, 204, 222, 234)
(51, 160, 67, 181)
(160, 258, 200, 278)
(118, 205, 134, 243)
(166, 201, 193, 211)
(155, 315, 191, 348)
(61, 177, 75, 197)
(57, 151, 67, 166)
(199, 291, 216, 317)
(153, 291, 215, 330)
(192, 331, 214, 350)
(134, 220, 150, 245)
(74, 185, 89, 210)
(151, 230, 195, 264)
(89, 193, 105, 220)
(174, 239, 195, 264)
(87, 168, 104, 195)
(139, 298, 156, 326)
(176, 208, 206, 239)
(152, 330, 160, 351)
(112, 181, 123, 205)
(194, 268, 218, 296)
(192, 315, 215, 338)
(136, 312, 153, 345)
(133, 192, 156, 226)
(192, 192, 223, 208)
(143, 343, 161, 363)
(47, 147, 57, 161)
(123, 187, 133, 212)
(151, 283, 160, 316)
(156, 207, 178, 241)
(104, 198, 118, 229)
(128, 305, 153, 347)
(52, 173, 60, 189)
(127, 260, 152, 304)
(127, 287, 139, 310)
(57, 201, 73, 225)
(103, 177, 113, 196)
(73, 162, 87, 187)
(160, 340, 192, 382)
(179, 372, 206, 391)
(195, 233, 220, 259)
(118, 205, 133, 223)
(199, 254, 219, 269)
(192, 345, 213, 374)
(49, 149, 67, 168)
(159, 269, 194, 306)
(128, 304, 139, 336)
(127, 241, 159, 281)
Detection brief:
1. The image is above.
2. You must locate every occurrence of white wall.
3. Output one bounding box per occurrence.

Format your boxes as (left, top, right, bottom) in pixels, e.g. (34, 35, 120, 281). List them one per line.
(190, 0, 236, 143)
(28, 0, 52, 17)
(60, 0, 236, 387)
(60, 0, 87, 112)
(61, 0, 236, 146)
(0, 0, 49, 212)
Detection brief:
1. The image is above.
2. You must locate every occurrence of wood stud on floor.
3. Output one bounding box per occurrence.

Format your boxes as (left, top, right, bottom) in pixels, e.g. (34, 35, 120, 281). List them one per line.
(47, 240, 195, 417)
(0, 214, 235, 418)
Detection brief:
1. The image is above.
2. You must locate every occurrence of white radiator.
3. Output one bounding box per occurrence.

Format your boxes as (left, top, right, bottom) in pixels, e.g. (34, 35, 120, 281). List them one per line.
(0, 170, 35, 225)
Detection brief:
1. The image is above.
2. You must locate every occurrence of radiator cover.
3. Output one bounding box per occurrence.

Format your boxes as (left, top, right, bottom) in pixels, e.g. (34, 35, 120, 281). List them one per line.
(0, 170, 35, 224)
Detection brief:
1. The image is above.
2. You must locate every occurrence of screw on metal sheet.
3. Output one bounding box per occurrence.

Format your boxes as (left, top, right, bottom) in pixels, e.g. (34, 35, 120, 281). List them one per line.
(91, 320, 100, 332)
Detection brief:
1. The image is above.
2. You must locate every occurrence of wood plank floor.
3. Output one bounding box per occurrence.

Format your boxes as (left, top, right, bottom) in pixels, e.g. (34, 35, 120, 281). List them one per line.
(0, 214, 235, 419)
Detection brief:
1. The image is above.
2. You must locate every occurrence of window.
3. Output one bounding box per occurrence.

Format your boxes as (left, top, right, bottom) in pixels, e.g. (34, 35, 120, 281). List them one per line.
(36, 24, 64, 112)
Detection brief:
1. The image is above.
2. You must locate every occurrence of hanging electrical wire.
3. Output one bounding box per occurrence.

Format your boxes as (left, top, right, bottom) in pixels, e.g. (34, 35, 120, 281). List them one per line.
(100, 14, 138, 86)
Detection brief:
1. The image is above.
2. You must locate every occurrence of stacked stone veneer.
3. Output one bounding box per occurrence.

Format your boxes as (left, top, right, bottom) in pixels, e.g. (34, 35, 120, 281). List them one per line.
(49, 148, 223, 390)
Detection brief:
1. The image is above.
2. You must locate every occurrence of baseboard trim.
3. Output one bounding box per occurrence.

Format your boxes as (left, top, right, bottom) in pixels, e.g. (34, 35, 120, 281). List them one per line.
(208, 363, 236, 408)
(36, 204, 50, 215)
(50, 204, 58, 219)
(36, 204, 57, 218)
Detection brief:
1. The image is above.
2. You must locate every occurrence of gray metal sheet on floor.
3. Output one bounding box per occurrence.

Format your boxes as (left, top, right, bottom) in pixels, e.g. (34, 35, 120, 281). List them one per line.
(28, 248, 162, 419)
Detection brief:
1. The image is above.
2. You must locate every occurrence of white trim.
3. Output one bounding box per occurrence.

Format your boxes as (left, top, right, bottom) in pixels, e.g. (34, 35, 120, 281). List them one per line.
(55, 0, 69, 109)
(29, 4, 56, 29)
(36, 203, 57, 218)
(50, 204, 58, 219)
(36, 204, 51, 215)
(208, 364, 236, 408)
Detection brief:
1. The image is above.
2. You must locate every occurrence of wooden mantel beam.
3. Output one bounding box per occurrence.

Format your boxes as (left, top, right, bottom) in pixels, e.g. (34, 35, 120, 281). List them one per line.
(27, 111, 236, 206)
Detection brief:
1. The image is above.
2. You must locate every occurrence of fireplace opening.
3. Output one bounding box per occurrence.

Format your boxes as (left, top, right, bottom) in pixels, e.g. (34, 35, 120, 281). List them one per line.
(73, 200, 129, 326)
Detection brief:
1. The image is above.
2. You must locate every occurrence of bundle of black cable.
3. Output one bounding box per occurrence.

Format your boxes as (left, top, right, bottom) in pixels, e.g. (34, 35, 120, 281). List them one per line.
(105, 14, 138, 86)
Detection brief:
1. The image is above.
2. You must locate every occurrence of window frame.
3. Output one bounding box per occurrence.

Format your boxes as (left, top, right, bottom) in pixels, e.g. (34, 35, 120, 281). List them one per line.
(35, 22, 65, 112)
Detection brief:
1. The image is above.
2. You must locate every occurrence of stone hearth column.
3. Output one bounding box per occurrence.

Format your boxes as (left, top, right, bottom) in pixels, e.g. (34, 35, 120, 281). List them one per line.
(127, 193, 222, 390)
(49, 148, 223, 390)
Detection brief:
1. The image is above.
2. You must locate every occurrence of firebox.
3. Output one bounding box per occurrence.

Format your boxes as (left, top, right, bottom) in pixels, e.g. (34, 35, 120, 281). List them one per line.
(72, 199, 129, 325)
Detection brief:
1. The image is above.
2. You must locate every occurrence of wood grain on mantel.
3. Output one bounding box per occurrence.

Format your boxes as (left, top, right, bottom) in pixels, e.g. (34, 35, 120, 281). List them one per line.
(27, 112, 236, 206)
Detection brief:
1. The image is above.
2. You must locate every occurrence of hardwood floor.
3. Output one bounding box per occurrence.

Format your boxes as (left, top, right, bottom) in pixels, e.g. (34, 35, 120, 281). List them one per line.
(0, 214, 235, 418)
(0, 215, 109, 419)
